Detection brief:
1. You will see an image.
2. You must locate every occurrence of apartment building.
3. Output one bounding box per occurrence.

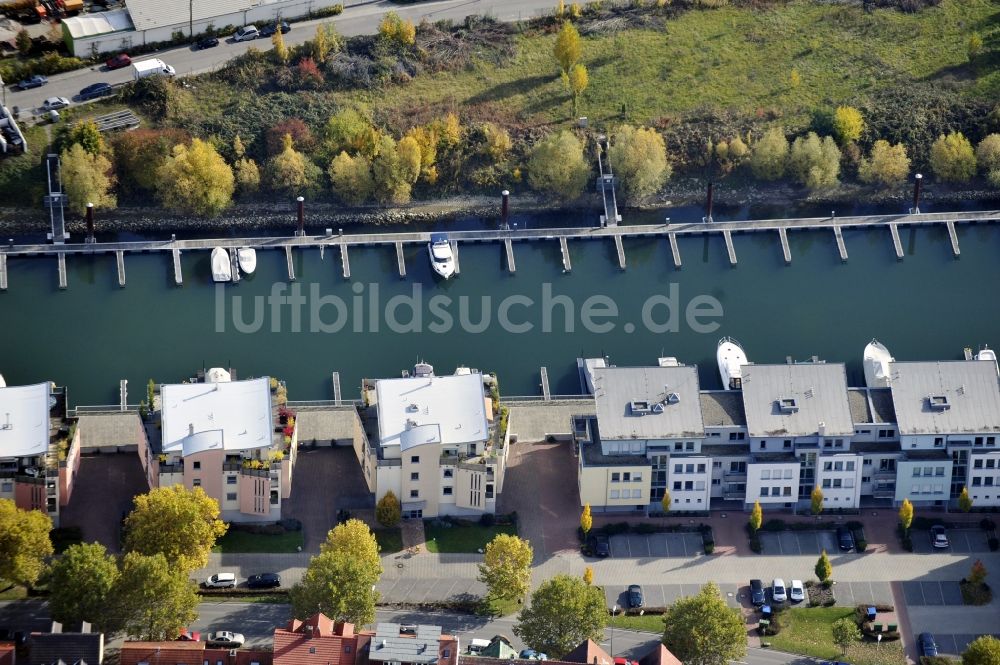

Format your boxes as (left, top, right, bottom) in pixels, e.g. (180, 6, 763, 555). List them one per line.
(574, 358, 1000, 512)
(154, 371, 297, 522)
(355, 370, 508, 518)
(273, 614, 358, 665)
(0, 381, 80, 527)
(360, 624, 458, 665)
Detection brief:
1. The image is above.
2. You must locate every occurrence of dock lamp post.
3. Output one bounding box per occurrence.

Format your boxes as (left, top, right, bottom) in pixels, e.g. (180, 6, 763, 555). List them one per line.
(295, 196, 305, 237)
(85, 202, 95, 244)
(911, 173, 923, 214)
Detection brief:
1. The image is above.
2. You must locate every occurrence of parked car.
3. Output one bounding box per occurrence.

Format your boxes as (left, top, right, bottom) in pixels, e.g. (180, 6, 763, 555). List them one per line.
(195, 36, 219, 49)
(78, 82, 113, 100)
(519, 650, 548, 661)
(204, 572, 237, 589)
(749, 579, 766, 606)
(246, 572, 281, 589)
(837, 526, 855, 552)
(233, 25, 259, 41)
(614, 658, 637, 665)
(627, 584, 644, 608)
(105, 53, 131, 69)
(918, 633, 939, 657)
(16, 75, 48, 90)
(177, 628, 201, 641)
(931, 525, 949, 549)
(259, 21, 290, 37)
(789, 579, 805, 603)
(206, 631, 245, 648)
(771, 578, 787, 603)
(41, 97, 70, 111)
(588, 533, 610, 557)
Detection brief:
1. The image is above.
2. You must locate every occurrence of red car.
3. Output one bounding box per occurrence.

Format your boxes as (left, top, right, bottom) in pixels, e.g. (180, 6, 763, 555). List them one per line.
(177, 628, 200, 641)
(105, 53, 131, 69)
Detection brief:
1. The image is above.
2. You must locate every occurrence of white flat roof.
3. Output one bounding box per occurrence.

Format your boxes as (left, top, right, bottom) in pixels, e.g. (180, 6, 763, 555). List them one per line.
(125, 0, 255, 31)
(63, 9, 134, 39)
(0, 382, 51, 458)
(160, 377, 272, 455)
(375, 374, 488, 450)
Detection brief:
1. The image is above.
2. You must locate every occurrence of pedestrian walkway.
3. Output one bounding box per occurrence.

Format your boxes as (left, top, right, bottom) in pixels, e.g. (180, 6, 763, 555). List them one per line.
(401, 519, 427, 552)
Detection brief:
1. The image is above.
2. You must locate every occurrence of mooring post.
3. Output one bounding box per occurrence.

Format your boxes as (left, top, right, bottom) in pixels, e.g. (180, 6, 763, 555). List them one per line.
(85, 202, 95, 244)
(703, 182, 714, 223)
(501, 190, 510, 230)
(911, 173, 922, 214)
(296, 196, 305, 236)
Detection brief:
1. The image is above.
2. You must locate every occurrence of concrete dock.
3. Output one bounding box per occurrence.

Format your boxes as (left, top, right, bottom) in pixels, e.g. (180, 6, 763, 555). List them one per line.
(451, 240, 461, 275)
(340, 243, 351, 279)
(833, 226, 848, 262)
(57, 254, 67, 289)
(331, 371, 342, 404)
(116, 250, 125, 287)
(540, 366, 551, 401)
(723, 230, 737, 266)
(285, 246, 296, 280)
(778, 227, 791, 264)
(614, 234, 626, 270)
(560, 237, 571, 272)
(395, 241, 406, 278)
(668, 233, 682, 269)
(0, 254, 7, 290)
(504, 238, 516, 273)
(890, 223, 904, 260)
(172, 249, 182, 285)
(946, 220, 960, 258)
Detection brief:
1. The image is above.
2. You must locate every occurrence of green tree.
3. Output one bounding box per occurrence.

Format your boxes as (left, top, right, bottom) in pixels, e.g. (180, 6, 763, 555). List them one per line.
(16, 28, 31, 55)
(233, 134, 246, 160)
(728, 136, 749, 166)
(811, 485, 824, 515)
(376, 490, 401, 527)
(968, 32, 983, 62)
(832, 617, 861, 655)
(325, 108, 374, 156)
(371, 135, 412, 204)
(289, 519, 382, 625)
(156, 138, 235, 217)
(329, 151, 374, 205)
(788, 132, 841, 189)
(962, 636, 1000, 665)
(0, 499, 53, 587)
(749, 500, 762, 533)
(124, 485, 227, 573)
(65, 120, 106, 156)
(968, 559, 988, 586)
(929, 132, 977, 183)
(514, 574, 606, 658)
(553, 21, 582, 76)
(661, 490, 672, 513)
(48, 543, 120, 633)
(958, 486, 974, 513)
(272, 23, 289, 64)
(234, 157, 261, 194)
(611, 125, 671, 203)
(858, 140, 911, 186)
(976, 134, 1000, 173)
(397, 136, 422, 185)
(479, 533, 533, 603)
(899, 498, 914, 534)
(580, 503, 592, 537)
(113, 552, 199, 641)
(483, 123, 512, 163)
(832, 106, 865, 145)
(61, 143, 117, 216)
(265, 133, 320, 195)
(815, 549, 833, 583)
(661, 582, 746, 665)
(527, 130, 589, 200)
(750, 128, 789, 181)
(566, 63, 589, 116)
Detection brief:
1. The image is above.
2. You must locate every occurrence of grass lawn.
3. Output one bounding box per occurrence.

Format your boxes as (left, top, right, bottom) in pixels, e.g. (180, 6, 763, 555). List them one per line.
(0, 585, 28, 601)
(374, 528, 404, 554)
(197, 592, 290, 603)
(769, 607, 905, 665)
(211, 529, 304, 553)
(479, 596, 521, 617)
(609, 613, 666, 634)
(423, 522, 517, 553)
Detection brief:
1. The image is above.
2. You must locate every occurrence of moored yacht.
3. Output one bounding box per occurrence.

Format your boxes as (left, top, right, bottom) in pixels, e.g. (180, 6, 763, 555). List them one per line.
(237, 248, 256, 274)
(427, 233, 456, 279)
(976, 345, 998, 375)
(717, 337, 748, 390)
(211, 247, 232, 282)
(863, 339, 894, 388)
(0, 373, 5, 388)
(657, 357, 681, 367)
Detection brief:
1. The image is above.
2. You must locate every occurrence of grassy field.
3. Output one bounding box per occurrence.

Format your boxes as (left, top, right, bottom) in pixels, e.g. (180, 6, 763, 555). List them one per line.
(609, 613, 666, 633)
(769, 607, 905, 665)
(0, 585, 28, 601)
(374, 528, 404, 554)
(423, 522, 517, 553)
(211, 529, 304, 553)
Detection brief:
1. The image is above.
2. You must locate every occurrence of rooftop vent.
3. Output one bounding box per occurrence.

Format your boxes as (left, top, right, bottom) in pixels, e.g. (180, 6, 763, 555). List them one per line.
(928, 394, 951, 411)
(651, 403, 665, 414)
(407, 403, 419, 412)
(629, 401, 651, 415)
(777, 397, 799, 414)
(666, 392, 680, 404)
(1, 413, 11, 431)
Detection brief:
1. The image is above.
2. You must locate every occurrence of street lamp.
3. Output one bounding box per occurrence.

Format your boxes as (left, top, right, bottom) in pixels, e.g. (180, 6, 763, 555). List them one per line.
(609, 604, 619, 656)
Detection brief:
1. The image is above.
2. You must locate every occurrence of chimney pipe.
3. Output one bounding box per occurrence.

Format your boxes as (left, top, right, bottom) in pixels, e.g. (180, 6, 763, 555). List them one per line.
(501, 190, 510, 230)
(911, 173, 922, 214)
(704, 182, 714, 223)
(296, 196, 305, 236)
(85, 202, 95, 243)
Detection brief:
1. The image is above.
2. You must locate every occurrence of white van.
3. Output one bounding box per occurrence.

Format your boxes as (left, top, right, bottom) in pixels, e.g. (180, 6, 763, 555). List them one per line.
(204, 572, 237, 588)
(468, 639, 491, 654)
(233, 25, 260, 42)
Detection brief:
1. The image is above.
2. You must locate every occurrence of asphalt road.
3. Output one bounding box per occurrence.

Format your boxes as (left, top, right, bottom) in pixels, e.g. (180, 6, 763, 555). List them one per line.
(2, 0, 556, 113)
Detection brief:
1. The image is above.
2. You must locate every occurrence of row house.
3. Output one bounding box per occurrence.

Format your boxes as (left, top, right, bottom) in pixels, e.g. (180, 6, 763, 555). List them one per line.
(0, 381, 81, 527)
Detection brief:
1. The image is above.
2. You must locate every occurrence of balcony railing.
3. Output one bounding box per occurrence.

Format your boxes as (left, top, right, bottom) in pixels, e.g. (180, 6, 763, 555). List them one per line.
(723, 470, 747, 479)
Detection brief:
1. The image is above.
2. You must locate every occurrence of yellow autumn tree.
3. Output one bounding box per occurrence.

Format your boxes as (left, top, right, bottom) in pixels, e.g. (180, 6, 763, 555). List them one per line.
(156, 138, 234, 218)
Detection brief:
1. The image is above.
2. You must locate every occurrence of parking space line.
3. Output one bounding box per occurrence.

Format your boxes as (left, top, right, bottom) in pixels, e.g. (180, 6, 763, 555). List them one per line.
(626, 536, 632, 557)
(681, 535, 689, 557)
(644, 535, 652, 558)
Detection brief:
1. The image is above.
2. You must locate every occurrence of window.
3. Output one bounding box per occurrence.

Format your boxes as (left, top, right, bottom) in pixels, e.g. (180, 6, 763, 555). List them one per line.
(632, 489, 643, 499)
(835, 439, 844, 448)
(988, 437, 996, 446)
(712, 478, 721, 485)
(633, 472, 642, 482)
(822, 479, 832, 488)
(824, 440, 833, 448)
(486, 484, 494, 499)
(685, 464, 694, 473)
(935, 466, 945, 476)
(986, 478, 995, 487)
(443, 469, 453, 478)
(410, 455, 420, 463)
(761, 487, 770, 496)
(862, 476, 871, 483)
(783, 487, 792, 496)
(345, 646, 352, 654)
(833, 479, 842, 488)
(975, 437, 983, 446)
(834, 461, 843, 471)
(226, 475, 237, 485)
(673, 481, 682, 491)
(761, 470, 771, 480)
(686, 442, 695, 450)
(1, 482, 11, 492)
(674, 442, 683, 451)
(973, 477, 983, 486)
(783, 469, 793, 479)
(309, 647, 317, 654)
(695, 481, 706, 491)
(772, 486, 780, 495)
(443, 486, 453, 495)
(974, 459, 984, 469)
(192, 479, 201, 487)
(697, 464, 706, 473)
(193, 461, 201, 470)
(730, 461, 746, 473)
(824, 462, 833, 471)
(226, 492, 237, 501)
(409, 489, 419, 498)
(610, 490, 620, 499)
(988, 459, 997, 469)
(784, 440, 792, 448)
(846, 461, 855, 471)
(934, 437, 944, 447)
(913, 468, 922, 477)
(684, 481, 694, 491)
(612, 472, 621, 482)
(444, 650, 451, 658)
(760, 442, 766, 450)
(713, 461, 722, 469)
(623, 472, 632, 482)
(410, 472, 419, 481)
(674, 464, 683, 474)
(844, 478, 854, 488)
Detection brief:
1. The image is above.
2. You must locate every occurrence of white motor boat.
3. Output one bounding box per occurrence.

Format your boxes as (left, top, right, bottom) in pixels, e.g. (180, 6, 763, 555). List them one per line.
(578, 357, 608, 394)
(976, 345, 999, 375)
(454, 366, 472, 376)
(717, 337, 748, 390)
(427, 233, 456, 279)
(0, 374, 5, 388)
(657, 357, 681, 367)
(237, 248, 257, 275)
(863, 339, 894, 388)
(211, 247, 232, 282)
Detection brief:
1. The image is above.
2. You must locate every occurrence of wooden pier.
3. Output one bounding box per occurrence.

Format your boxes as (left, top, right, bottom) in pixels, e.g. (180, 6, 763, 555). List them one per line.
(946, 221, 960, 258)
(116, 250, 125, 287)
(890, 223, 904, 260)
(723, 230, 737, 266)
(340, 243, 351, 279)
(614, 235, 626, 270)
(57, 254, 67, 289)
(540, 366, 551, 401)
(833, 226, 848, 262)
(331, 372, 342, 404)
(172, 249, 182, 285)
(504, 238, 516, 273)
(778, 228, 791, 264)
(559, 237, 571, 272)
(230, 251, 240, 283)
(285, 246, 296, 280)
(668, 233, 682, 269)
(395, 242, 406, 278)
(0, 254, 7, 290)
(119, 380, 127, 411)
(451, 240, 461, 275)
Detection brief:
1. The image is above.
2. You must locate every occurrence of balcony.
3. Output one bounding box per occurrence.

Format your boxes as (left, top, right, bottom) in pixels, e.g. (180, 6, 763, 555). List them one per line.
(724, 470, 747, 480)
(723, 488, 746, 500)
(874, 468, 896, 479)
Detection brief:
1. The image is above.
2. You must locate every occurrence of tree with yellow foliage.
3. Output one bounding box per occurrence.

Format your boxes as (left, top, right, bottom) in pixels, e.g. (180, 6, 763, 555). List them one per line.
(554, 21, 582, 76)
(156, 138, 234, 218)
(61, 143, 116, 216)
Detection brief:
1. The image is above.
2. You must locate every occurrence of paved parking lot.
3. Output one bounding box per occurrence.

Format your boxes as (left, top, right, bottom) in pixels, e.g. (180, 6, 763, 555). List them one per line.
(603, 582, 743, 611)
(379, 576, 485, 604)
(831, 581, 893, 606)
(759, 530, 838, 555)
(608, 533, 703, 558)
(901, 580, 964, 606)
(911, 529, 992, 554)
(930, 634, 1000, 656)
